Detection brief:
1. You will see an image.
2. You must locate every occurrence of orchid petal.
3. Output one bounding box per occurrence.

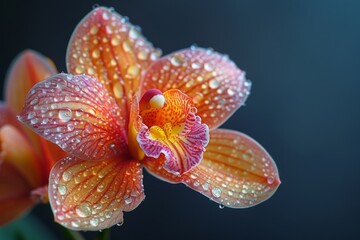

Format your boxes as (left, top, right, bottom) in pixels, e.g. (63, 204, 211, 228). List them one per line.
(141, 48, 251, 130)
(3, 51, 65, 174)
(144, 129, 280, 208)
(0, 103, 24, 131)
(138, 89, 209, 174)
(49, 156, 144, 231)
(0, 161, 33, 226)
(5, 50, 57, 114)
(18, 73, 127, 160)
(67, 6, 161, 115)
(0, 125, 41, 187)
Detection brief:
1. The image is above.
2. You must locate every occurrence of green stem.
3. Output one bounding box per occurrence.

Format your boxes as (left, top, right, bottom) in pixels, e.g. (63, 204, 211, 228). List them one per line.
(58, 227, 85, 240)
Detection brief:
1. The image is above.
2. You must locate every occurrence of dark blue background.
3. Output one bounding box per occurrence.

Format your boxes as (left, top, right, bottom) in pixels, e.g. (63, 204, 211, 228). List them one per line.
(1, 0, 359, 239)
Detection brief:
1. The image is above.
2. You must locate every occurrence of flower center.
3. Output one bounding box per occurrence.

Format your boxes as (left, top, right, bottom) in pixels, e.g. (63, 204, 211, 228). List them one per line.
(134, 89, 209, 174)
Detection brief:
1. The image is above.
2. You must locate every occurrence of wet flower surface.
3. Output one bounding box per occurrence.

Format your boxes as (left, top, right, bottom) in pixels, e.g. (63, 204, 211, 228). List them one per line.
(0, 50, 66, 226)
(19, 7, 280, 231)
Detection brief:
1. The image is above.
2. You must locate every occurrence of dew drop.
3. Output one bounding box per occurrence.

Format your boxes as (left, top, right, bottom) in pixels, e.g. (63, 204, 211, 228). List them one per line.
(58, 184, 67, 195)
(126, 64, 139, 78)
(90, 25, 99, 35)
(191, 62, 201, 69)
(111, 37, 120, 46)
(125, 197, 132, 205)
(170, 55, 182, 66)
(76, 203, 92, 218)
(122, 41, 131, 52)
(204, 62, 214, 72)
(90, 218, 99, 227)
(116, 221, 123, 226)
(71, 221, 80, 228)
(30, 118, 38, 124)
(211, 188, 221, 198)
(56, 79, 67, 89)
(97, 183, 105, 193)
(192, 93, 204, 104)
(129, 27, 139, 39)
(209, 79, 220, 89)
(102, 11, 110, 20)
(30, 98, 38, 105)
(62, 170, 72, 181)
(67, 123, 75, 131)
(219, 204, 225, 209)
(27, 112, 36, 119)
(202, 182, 210, 191)
(92, 49, 100, 59)
(113, 82, 124, 98)
(75, 65, 84, 74)
(59, 109, 72, 122)
(137, 51, 148, 60)
(227, 88, 236, 96)
(267, 176, 275, 184)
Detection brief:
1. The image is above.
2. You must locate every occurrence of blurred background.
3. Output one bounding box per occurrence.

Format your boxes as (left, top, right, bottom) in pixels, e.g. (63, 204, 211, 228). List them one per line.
(1, 0, 359, 239)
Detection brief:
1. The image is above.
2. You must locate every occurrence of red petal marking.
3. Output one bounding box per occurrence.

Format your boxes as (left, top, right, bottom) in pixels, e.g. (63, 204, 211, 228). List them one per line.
(137, 89, 209, 174)
(141, 47, 251, 130)
(67, 6, 161, 116)
(49, 156, 144, 231)
(18, 73, 127, 161)
(0, 161, 34, 226)
(5, 50, 57, 114)
(0, 125, 41, 187)
(144, 129, 280, 208)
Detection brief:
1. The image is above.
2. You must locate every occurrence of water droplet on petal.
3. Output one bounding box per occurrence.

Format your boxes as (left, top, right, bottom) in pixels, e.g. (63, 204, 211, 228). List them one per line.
(202, 182, 210, 191)
(211, 188, 221, 198)
(92, 49, 100, 59)
(204, 62, 214, 72)
(30, 118, 38, 124)
(67, 123, 75, 131)
(137, 51, 148, 60)
(30, 98, 38, 105)
(102, 12, 110, 20)
(209, 79, 220, 89)
(75, 65, 84, 74)
(58, 184, 67, 195)
(71, 221, 80, 228)
(111, 37, 120, 46)
(113, 82, 124, 98)
(267, 176, 275, 184)
(90, 218, 99, 227)
(191, 62, 201, 69)
(56, 79, 67, 89)
(62, 171, 72, 181)
(76, 203, 92, 218)
(59, 109, 72, 122)
(219, 204, 225, 209)
(126, 64, 139, 78)
(170, 55, 183, 66)
(129, 27, 139, 39)
(125, 197, 132, 204)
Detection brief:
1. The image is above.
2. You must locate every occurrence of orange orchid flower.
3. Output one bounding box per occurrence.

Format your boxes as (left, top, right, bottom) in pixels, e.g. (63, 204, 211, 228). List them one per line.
(0, 50, 66, 226)
(19, 7, 280, 231)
